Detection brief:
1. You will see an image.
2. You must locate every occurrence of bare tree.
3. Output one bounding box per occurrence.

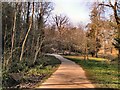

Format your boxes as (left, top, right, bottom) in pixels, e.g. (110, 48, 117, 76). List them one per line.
(3, 3, 19, 68)
(99, 0, 120, 61)
(52, 14, 69, 52)
(33, 2, 54, 63)
(53, 14, 69, 34)
(20, 2, 34, 61)
(8, 3, 18, 65)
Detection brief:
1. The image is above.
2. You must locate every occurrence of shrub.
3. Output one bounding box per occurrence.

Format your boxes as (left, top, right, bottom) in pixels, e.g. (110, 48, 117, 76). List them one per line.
(2, 70, 19, 88)
(8, 61, 27, 73)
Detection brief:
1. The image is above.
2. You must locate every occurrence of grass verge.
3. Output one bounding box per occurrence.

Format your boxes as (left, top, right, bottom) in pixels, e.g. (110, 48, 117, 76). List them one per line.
(64, 55, 120, 89)
(3, 55, 61, 89)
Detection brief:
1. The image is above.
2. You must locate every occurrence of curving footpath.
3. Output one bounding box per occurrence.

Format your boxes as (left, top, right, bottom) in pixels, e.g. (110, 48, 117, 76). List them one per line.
(37, 54, 95, 88)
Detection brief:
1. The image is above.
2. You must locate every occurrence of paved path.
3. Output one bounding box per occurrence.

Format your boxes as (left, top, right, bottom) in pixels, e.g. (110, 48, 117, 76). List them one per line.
(37, 54, 95, 88)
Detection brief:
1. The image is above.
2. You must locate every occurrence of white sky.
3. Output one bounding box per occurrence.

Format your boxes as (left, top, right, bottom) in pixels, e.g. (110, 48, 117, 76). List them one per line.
(51, 0, 103, 26)
(52, 0, 90, 26)
(50, 0, 114, 27)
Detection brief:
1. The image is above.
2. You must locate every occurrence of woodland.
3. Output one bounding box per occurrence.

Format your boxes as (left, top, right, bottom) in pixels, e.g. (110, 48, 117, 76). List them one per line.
(1, 0, 120, 89)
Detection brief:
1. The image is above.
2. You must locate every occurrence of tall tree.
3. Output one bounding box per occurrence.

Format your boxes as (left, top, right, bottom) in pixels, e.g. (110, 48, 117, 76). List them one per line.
(9, 3, 18, 65)
(19, 2, 34, 61)
(87, 2, 103, 57)
(33, 2, 54, 63)
(99, 0, 120, 61)
(53, 14, 69, 34)
(52, 14, 69, 52)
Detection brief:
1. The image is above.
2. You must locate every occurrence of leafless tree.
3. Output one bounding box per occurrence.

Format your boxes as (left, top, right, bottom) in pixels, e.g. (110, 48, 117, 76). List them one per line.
(53, 14, 69, 35)
(99, 0, 120, 61)
(20, 2, 34, 61)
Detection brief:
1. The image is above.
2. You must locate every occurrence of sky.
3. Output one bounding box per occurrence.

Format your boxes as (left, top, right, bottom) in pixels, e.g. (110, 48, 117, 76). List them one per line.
(51, 0, 102, 26)
(51, 0, 112, 26)
(52, 0, 91, 26)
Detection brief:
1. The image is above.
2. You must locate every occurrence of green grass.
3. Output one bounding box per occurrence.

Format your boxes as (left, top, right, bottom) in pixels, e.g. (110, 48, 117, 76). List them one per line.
(88, 57, 107, 61)
(22, 55, 61, 88)
(27, 55, 61, 75)
(64, 56, 120, 89)
(3, 55, 61, 89)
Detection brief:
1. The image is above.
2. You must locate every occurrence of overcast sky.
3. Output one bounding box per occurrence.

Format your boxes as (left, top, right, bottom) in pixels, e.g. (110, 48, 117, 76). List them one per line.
(53, 0, 91, 26)
(51, 0, 111, 26)
(51, 0, 102, 26)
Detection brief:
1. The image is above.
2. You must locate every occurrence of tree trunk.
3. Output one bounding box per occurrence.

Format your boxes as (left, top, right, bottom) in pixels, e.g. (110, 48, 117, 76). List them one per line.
(85, 38, 89, 60)
(34, 47, 41, 64)
(84, 48, 86, 60)
(95, 51, 98, 58)
(95, 30, 98, 58)
(33, 38, 44, 64)
(6, 7, 17, 66)
(20, 22, 32, 61)
(113, 4, 120, 63)
(26, 2, 30, 24)
(20, 3, 34, 61)
(117, 24, 120, 63)
(86, 48, 88, 60)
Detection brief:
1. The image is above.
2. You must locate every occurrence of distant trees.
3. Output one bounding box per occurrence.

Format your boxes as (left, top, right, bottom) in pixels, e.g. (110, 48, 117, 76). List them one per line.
(53, 14, 69, 33)
(86, 2, 103, 57)
(39, 14, 86, 55)
(52, 14, 69, 53)
(87, 1, 119, 60)
(99, 0, 120, 61)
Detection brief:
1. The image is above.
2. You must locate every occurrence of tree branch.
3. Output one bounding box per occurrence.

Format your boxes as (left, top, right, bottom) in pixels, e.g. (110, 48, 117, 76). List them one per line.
(99, 3, 112, 7)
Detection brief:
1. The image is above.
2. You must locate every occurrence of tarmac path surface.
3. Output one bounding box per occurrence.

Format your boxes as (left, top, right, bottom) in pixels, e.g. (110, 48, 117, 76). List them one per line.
(37, 54, 95, 88)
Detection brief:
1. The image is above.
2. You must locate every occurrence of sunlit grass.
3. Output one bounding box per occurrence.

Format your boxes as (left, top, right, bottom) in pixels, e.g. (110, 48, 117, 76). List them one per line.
(64, 56, 84, 59)
(64, 55, 107, 61)
(89, 57, 107, 61)
(64, 55, 119, 89)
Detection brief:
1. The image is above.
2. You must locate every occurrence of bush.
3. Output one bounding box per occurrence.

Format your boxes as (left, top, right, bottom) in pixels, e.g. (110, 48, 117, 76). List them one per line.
(3, 55, 61, 88)
(2, 70, 20, 88)
(8, 61, 27, 73)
